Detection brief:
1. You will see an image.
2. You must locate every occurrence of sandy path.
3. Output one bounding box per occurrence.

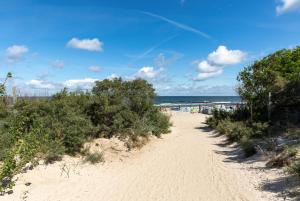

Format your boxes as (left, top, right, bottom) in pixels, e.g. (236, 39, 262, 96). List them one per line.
(1, 112, 274, 201)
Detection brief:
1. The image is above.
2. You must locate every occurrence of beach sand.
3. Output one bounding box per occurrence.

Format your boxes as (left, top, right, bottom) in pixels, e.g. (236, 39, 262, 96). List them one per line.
(1, 112, 286, 201)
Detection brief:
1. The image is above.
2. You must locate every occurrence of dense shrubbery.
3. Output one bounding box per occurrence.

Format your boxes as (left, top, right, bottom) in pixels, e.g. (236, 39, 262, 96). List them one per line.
(87, 78, 171, 138)
(0, 78, 171, 192)
(207, 47, 300, 162)
(206, 109, 267, 157)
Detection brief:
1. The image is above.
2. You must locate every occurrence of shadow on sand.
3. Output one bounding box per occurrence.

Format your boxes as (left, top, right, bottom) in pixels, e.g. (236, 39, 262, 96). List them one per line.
(196, 124, 300, 200)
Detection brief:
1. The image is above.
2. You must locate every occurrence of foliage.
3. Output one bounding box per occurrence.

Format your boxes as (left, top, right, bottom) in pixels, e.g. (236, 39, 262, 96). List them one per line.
(251, 122, 269, 138)
(267, 147, 297, 168)
(87, 78, 171, 138)
(0, 78, 171, 193)
(287, 161, 300, 177)
(84, 152, 104, 164)
(0, 122, 46, 192)
(240, 136, 256, 157)
(237, 47, 300, 121)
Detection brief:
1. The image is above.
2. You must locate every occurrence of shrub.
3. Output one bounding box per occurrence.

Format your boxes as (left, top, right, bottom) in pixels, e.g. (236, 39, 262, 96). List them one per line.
(84, 152, 104, 164)
(216, 120, 251, 141)
(0, 79, 171, 193)
(205, 116, 218, 128)
(267, 147, 297, 168)
(216, 119, 232, 135)
(146, 109, 172, 137)
(87, 78, 171, 139)
(251, 122, 269, 138)
(229, 122, 252, 141)
(240, 136, 256, 157)
(287, 161, 300, 177)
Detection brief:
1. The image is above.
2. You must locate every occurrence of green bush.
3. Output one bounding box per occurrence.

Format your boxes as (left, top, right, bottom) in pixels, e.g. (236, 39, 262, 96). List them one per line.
(87, 78, 171, 139)
(287, 161, 300, 177)
(216, 119, 232, 135)
(251, 122, 269, 138)
(0, 79, 171, 193)
(205, 116, 218, 128)
(216, 119, 253, 143)
(84, 152, 104, 164)
(267, 146, 298, 168)
(240, 136, 256, 157)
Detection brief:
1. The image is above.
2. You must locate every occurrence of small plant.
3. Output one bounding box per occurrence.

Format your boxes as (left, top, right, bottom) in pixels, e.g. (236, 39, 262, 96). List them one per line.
(205, 116, 218, 128)
(287, 128, 300, 137)
(267, 146, 297, 168)
(240, 136, 256, 157)
(251, 122, 269, 138)
(287, 161, 300, 177)
(84, 152, 104, 164)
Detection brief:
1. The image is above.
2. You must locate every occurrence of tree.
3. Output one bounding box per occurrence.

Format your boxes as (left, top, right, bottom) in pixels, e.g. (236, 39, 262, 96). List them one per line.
(237, 47, 300, 121)
(87, 78, 169, 138)
(0, 72, 12, 96)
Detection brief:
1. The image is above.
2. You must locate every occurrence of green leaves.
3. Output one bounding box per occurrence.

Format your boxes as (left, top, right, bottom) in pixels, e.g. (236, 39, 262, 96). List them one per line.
(238, 46, 300, 121)
(87, 78, 166, 138)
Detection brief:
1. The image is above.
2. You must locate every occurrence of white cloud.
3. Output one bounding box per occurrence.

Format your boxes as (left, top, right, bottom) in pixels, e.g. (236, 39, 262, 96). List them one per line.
(157, 84, 236, 96)
(67, 38, 103, 52)
(155, 52, 183, 68)
(88, 65, 101, 72)
(207, 45, 246, 66)
(135, 66, 160, 80)
(194, 45, 245, 81)
(26, 80, 55, 89)
(6, 45, 29, 62)
(107, 74, 119, 80)
(64, 78, 98, 89)
(276, 0, 300, 14)
(51, 60, 64, 69)
(194, 69, 223, 81)
(197, 60, 220, 73)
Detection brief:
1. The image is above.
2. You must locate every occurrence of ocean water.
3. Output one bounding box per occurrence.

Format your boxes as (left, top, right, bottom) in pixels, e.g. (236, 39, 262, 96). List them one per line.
(154, 96, 241, 105)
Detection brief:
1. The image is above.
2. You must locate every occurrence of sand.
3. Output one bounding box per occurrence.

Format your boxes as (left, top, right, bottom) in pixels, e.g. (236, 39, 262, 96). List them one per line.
(0, 112, 286, 201)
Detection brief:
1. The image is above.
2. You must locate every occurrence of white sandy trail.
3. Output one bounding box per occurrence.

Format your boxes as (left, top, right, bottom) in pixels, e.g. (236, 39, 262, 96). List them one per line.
(1, 112, 271, 201)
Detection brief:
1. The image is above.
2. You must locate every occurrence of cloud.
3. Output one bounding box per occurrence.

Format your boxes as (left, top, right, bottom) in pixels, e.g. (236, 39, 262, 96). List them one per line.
(67, 38, 103, 52)
(207, 45, 246, 66)
(194, 45, 245, 81)
(51, 60, 64, 69)
(129, 35, 178, 65)
(64, 78, 98, 89)
(135, 66, 161, 80)
(197, 60, 220, 73)
(141, 11, 211, 39)
(180, 0, 186, 5)
(26, 80, 55, 89)
(88, 65, 101, 72)
(157, 83, 236, 96)
(276, 0, 300, 14)
(155, 52, 183, 68)
(107, 74, 119, 80)
(6, 45, 29, 62)
(194, 69, 223, 81)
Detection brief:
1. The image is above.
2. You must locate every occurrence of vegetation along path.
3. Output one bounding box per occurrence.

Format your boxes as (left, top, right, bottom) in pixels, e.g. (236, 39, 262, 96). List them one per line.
(2, 112, 277, 201)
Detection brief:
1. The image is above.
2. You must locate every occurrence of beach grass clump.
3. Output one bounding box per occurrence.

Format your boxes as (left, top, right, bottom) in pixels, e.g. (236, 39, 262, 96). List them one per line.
(240, 136, 256, 157)
(84, 152, 104, 164)
(287, 161, 300, 177)
(267, 146, 298, 168)
(216, 119, 251, 142)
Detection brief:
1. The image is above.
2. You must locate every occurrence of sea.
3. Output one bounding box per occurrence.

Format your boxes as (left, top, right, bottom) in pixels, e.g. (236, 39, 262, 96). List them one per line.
(154, 96, 241, 105)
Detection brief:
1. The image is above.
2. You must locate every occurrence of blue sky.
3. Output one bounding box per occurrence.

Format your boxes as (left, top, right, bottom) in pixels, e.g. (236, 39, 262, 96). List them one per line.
(0, 0, 300, 96)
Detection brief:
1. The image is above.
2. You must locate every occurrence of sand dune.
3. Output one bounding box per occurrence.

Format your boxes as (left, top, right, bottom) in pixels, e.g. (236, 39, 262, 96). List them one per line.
(1, 112, 281, 201)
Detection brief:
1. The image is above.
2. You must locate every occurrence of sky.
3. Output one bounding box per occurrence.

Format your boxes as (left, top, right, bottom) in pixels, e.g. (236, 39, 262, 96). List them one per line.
(0, 0, 300, 96)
